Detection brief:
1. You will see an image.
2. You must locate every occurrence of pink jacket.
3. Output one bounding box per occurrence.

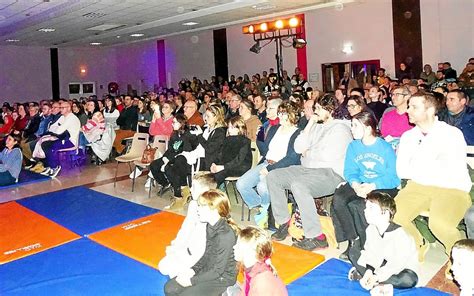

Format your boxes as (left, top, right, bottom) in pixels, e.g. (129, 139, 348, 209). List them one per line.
(149, 116, 173, 138)
(241, 262, 288, 296)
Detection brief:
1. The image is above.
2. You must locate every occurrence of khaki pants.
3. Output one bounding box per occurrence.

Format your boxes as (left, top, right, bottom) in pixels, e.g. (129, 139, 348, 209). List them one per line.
(113, 129, 135, 154)
(394, 181, 471, 255)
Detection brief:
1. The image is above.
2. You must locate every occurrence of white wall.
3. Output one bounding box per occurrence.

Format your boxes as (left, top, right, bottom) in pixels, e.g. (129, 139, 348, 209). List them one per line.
(115, 40, 158, 94)
(164, 31, 215, 88)
(226, 23, 297, 78)
(58, 47, 117, 99)
(305, 0, 395, 89)
(420, 0, 473, 73)
(0, 45, 52, 103)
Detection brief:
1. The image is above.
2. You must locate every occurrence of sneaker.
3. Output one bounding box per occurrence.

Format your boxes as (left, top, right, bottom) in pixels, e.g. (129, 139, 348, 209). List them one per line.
(40, 167, 52, 175)
(271, 221, 290, 241)
(31, 162, 44, 173)
(348, 267, 363, 281)
(164, 196, 187, 211)
(292, 235, 329, 251)
(48, 166, 62, 178)
(129, 167, 143, 179)
(159, 183, 172, 196)
(254, 207, 269, 229)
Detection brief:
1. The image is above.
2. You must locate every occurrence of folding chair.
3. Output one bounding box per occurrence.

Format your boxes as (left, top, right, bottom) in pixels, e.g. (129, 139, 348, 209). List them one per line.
(114, 133, 149, 187)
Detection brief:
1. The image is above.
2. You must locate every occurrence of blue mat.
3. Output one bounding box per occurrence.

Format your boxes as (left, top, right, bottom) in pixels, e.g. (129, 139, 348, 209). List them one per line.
(287, 259, 448, 295)
(0, 238, 168, 295)
(0, 170, 50, 190)
(18, 186, 159, 235)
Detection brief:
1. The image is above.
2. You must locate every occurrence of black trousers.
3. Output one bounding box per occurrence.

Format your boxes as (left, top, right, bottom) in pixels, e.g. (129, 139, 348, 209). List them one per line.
(164, 277, 230, 296)
(331, 183, 398, 246)
(149, 155, 190, 197)
(348, 240, 418, 289)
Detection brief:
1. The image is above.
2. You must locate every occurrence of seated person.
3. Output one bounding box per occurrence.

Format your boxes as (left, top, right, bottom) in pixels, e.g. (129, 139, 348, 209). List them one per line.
(0, 133, 23, 186)
(0, 107, 14, 137)
(232, 226, 288, 296)
(12, 104, 29, 132)
(103, 97, 120, 130)
(379, 86, 414, 149)
(438, 89, 473, 145)
(348, 192, 418, 292)
(113, 95, 138, 155)
(366, 86, 388, 121)
(159, 172, 217, 278)
(20, 103, 41, 142)
(164, 190, 238, 296)
(149, 101, 175, 139)
(79, 111, 106, 147)
(183, 100, 204, 127)
(239, 99, 261, 142)
(451, 239, 474, 296)
(149, 114, 198, 209)
(331, 112, 400, 260)
(30, 100, 81, 178)
(210, 116, 252, 186)
(236, 101, 301, 228)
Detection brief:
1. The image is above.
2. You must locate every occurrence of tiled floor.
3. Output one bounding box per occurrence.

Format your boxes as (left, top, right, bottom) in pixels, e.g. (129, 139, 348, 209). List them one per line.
(2, 161, 459, 293)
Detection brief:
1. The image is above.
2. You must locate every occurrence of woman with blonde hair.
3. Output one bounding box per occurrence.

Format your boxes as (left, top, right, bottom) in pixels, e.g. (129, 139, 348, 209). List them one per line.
(164, 189, 238, 296)
(233, 226, 287, 296)
(211, 116, 252, 185)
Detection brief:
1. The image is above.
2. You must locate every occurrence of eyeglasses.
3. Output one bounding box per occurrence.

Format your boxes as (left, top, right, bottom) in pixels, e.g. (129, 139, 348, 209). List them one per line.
(392, 92, 408, 97)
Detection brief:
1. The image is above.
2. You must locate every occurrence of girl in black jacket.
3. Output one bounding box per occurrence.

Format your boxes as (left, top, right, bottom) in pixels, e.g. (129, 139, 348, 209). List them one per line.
(210, 116, 252, 185)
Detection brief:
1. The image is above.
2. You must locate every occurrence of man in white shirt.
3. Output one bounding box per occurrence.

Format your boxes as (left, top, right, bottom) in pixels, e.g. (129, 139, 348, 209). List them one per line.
(394, 92, 472, 262)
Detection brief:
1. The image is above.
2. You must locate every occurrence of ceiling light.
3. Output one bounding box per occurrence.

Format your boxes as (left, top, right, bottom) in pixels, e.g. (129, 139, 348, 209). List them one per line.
(252, 4, 276, 10)
(249, 41, 261, 54)
(5, 39, 19, 42)
(38, 28, 56, 32)
(130, 33, 144, 37)
(182, 22, 198, 26)
(342, 43, 353, 54)
(90, 42, 102, 45)
(292, 38, 307, 49)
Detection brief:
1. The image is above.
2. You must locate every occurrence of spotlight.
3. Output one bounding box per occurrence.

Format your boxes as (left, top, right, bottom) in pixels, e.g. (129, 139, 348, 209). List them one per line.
(289, 17, 299, 27)
(275, 20, 284, 29)
(249, 41, 261, 54)
(249, 25, 254, 33)
(260, 23, 268, 32)
(292, 38, 307, 49)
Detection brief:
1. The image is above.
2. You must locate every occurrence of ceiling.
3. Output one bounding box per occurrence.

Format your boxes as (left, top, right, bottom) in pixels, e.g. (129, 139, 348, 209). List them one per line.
(0, 0, 354, 47)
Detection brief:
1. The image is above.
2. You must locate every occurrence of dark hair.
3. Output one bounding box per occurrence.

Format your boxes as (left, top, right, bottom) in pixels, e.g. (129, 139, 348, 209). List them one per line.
(353, 111, 380, 137)
(448, 89, 467, 101)
(347, 95, 367, 110)
(366, 191, 396, 220)
(105, 96, 117, 113)
(317, 93, 338, 115)
(278, 101, 300, 125)
(8, 133, 22, 149)
(174, 113, 188, 134)
(411, 92, 439, 113)
(350, 87, 365, 97)
(240, 99, 255, 114)
(72, 101, 85, 115)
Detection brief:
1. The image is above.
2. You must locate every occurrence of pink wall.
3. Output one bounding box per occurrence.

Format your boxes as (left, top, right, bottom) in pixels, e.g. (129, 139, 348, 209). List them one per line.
(0, 45, 52, 103)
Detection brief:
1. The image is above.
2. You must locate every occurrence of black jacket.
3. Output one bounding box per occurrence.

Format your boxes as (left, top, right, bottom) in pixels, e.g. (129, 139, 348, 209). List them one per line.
(198, 127, 226, 170)
(191, 218, 237, 286)
(22, 114, 41, 141)
(218, 135, 252, 174)
(116, 105, 138, 131)
(163, 130, 198, 164)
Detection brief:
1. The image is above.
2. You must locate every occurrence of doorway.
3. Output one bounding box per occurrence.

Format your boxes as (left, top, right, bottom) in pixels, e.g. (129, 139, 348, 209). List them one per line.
(321, 59, 380, 92)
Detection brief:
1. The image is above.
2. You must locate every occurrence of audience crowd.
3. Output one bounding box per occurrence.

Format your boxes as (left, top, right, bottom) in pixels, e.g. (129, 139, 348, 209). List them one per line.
(1, 58, 473, 295)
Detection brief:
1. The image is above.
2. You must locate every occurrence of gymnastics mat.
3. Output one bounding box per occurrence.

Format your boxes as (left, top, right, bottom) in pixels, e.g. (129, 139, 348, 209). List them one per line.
(0, 170, 50, 190)
(0, 238, 168, 295)
(17, 186, 159, 235)
(89, 211, 185, 269)
(287, 258, 449, 295)
(0, 202, 80, 264)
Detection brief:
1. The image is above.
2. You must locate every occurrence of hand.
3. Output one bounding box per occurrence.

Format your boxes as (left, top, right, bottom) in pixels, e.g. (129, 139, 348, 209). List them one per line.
(360, 270, 378, 290)
(176, 275, 192, 287)
(360, 183, 376, 194)
(259, 168, 268, 176)
(210, 163, 224, 173)
(189, 125, 203, 135)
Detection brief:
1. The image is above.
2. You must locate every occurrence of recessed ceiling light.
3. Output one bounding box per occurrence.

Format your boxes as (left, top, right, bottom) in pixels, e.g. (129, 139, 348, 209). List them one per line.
(5, 39, 19, 42)
(252, 4, 276, 10)
(38, 28, 56, 32)
(116, 35, 121, 38)
(183, 22, 199, 26)
(130, 33, 144, 37)
(90, 42, 102, 45)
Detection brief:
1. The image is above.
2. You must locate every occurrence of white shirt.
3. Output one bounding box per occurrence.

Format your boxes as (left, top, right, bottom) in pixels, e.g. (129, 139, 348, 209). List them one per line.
(397, 119, 471, 192)
(266, 126, 297, 162)
(48, 113, 81, 147)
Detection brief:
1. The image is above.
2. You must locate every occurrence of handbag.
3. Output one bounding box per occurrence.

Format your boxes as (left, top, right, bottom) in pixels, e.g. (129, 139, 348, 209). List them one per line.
(141, 144, 157, 164)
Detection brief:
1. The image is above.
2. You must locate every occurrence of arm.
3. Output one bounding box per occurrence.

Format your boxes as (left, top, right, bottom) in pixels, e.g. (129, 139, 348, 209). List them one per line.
(373, 142, 400, 189)
(343, 142, 362, 185)
(267, 129, 302, 171)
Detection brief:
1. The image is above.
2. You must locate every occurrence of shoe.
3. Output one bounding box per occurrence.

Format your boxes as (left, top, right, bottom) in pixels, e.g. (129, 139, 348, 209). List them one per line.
(40, 167, 52, 175)
(339, 239, 356, 261)
(165, 196, 187, 211)
(418, 239, 430, 262)
(48, 166, 61, 178)
(24, 161, 36, 170)
(159, 183, 172, 196)
(31, 162, 44, 173)
(292, 235, 329, 251)
(129, 167, 143, 179)
(271, 221, 290, 241)
(254, 204, 269, 229)
(348, 267, 363, 281)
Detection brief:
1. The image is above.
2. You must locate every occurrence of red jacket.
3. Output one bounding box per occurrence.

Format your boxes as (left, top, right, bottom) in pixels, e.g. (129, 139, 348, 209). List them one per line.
(241, 262, 287, 296)
(0, 115, 14, 134)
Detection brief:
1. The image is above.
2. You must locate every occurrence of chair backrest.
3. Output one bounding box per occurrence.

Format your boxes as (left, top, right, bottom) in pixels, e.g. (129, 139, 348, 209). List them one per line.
(467, 145, 474, 170)
(250, 141, 261, 169)
(152, 135, 169, 156)
(127, 133, 149, 158)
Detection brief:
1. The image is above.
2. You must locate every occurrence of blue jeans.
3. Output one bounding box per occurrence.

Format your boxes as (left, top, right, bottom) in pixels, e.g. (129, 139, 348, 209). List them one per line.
(236, 161, 269, 209)
(465, 205, 474, 239)
(0, 171, 16, 186)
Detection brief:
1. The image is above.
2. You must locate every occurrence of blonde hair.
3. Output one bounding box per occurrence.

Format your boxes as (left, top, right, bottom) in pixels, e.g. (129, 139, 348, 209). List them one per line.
(198, 189, 240, 233)
(206, 105, 226, 128)
(238, 226, 278, 274)
(192, 172, 217, 191)
(227, 115, 247, 136)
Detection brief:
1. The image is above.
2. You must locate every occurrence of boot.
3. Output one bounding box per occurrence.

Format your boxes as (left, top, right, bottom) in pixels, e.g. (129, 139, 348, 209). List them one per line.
(339, 239, 356, 261)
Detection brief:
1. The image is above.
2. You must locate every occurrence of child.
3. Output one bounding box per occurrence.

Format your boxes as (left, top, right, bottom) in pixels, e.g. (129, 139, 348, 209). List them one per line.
(348, 192, 418, 293)
(451, 239, 474, 296)
(159, 172, 217, 278)
(164, 189, 239, 296)
(210, 115, 252, 186)
(233, 226, 287, 296)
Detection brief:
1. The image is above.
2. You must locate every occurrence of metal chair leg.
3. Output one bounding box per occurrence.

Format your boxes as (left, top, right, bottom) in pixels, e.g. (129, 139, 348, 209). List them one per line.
(131, 164, 136, 192)
(114, 162, 119, 187)
(230, 181, 239, 204)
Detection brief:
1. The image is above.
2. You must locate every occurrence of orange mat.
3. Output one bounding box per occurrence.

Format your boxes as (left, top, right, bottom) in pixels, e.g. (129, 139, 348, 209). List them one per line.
(90, 210, 324, 284)
(0, 202, 80, 264)
(89, 211, 185, 269)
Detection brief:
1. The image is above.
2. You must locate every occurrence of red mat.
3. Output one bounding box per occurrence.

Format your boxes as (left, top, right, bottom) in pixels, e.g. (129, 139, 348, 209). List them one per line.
(0, 202, 80, 264)
(90, 211, 324, 283)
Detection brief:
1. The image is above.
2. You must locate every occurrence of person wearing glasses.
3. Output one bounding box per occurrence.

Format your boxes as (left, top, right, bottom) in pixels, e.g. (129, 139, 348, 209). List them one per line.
(379, 86, 414, 149)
